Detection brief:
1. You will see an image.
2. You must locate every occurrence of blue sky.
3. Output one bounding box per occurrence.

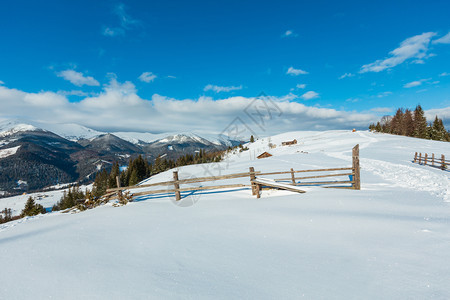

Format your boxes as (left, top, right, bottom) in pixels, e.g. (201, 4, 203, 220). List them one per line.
(0, 0, 450, 134)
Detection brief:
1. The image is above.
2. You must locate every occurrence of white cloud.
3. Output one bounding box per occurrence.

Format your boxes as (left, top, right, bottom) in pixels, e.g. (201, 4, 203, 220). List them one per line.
(0, 81, 379, 134)
(403, 78, 430, 88)
(432, 32, 450, 44)
(339, 73, 354, 79)
(102, 27, 125, 37)
(301, 91, 319, 100)
(370, 107, 392, 113)
(204, 84, 243, 93)
(376, 91, 392, 98)
(439, 72, 450, 77)
(138, 72, 157, 83)
(403, 80, 423, 88)
(167, 75, 177, 79)
(287, 67, 308, 76)
(102, 3, 140, 37)
(57, 90, 92, 97)
(57, 70, 100, 87)
(296, 84, 306, 89)
(0, 80, 4, 85)
(115, 3, 140, 29)
(282, 30, 297, 38)
(360, 32, 437, 73)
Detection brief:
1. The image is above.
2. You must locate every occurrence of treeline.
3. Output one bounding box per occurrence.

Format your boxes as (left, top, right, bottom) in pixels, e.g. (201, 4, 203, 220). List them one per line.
(0, 208, 20, 224)
(369, 105, 450, 141)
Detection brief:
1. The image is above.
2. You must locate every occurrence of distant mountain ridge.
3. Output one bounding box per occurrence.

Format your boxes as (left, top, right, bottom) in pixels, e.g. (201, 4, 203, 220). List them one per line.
(0, 119, 236, 145)
(0, 120, 241, 196)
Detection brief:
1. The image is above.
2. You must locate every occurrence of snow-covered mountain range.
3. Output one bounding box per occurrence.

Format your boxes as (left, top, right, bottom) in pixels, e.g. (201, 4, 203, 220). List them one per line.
(0, 119, 241, 195)
(0, 119, 235, 146)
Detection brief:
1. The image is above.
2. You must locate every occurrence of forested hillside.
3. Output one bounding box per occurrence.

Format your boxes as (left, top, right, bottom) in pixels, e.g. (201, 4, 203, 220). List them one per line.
(369, 105, 449, 141)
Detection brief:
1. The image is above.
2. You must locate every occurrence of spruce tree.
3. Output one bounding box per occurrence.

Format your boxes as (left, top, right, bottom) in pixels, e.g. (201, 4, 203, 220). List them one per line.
(128, 168, 139, 186)
(403, 109, 414, 136)
(390, 108, 404, 135)
(108, 162, 120, 188)
(413, 105, 428, 138)
(375, 122, 382, 132)
(21, 197, 46, 217)
(431, 116, 446, 141)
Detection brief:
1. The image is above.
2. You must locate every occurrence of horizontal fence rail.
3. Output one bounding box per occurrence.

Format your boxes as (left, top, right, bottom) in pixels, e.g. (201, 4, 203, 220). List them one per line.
(106, 171, 261, 192)
(413, 152, 448, 170)
(104, 144, 361, 201)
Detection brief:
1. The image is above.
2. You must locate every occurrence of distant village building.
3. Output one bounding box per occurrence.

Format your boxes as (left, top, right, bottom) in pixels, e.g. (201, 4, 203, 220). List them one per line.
(282, 139, 297, 146)
(257, 152, 273, 159)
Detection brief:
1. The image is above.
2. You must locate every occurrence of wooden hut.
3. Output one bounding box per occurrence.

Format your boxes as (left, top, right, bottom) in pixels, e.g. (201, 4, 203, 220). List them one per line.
(257, 152, 273, 159)
(282, 139, 297, 146)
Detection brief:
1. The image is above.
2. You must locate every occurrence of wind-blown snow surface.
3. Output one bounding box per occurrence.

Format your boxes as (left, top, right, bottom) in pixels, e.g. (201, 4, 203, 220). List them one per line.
(1, 130, 450, 299)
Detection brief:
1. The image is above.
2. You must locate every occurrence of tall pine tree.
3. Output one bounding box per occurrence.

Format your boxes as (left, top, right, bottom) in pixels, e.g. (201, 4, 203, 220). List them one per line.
(413, 105, 428, 138)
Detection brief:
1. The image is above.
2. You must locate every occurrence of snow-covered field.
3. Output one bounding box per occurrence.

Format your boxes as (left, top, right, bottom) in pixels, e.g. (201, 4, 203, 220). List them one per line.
(1, 130, 449, 299)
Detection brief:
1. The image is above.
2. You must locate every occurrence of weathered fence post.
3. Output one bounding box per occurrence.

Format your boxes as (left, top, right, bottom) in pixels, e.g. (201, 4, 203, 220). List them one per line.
(424, 153, 428, 165)
(414, 152, 418, 163)
(419, 153, 422, 164)
(249, 167, 257, 195)
(255, 183, 261, 198)
(116, 175, 122, 198)
(290, 168, 296, 185)
(352, 144, 361, 190)
(432, 153, 435, 166)
(442, 154, 446, 170)
(173, 171, 181, 201)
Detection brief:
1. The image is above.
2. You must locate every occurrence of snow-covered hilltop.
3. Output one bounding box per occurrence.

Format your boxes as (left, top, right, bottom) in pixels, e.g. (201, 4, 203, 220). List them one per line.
(0, 119, 42, 138)
(0, 130, 449, 299)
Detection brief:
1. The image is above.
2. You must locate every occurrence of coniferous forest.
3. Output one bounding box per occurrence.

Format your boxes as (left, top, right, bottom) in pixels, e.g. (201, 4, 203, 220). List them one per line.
(369, 105, 450, 142)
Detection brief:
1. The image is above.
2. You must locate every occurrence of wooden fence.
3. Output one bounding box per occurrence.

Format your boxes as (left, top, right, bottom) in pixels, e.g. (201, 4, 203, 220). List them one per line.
(105, 144, 361, 201)
(413, 152, 448, 170)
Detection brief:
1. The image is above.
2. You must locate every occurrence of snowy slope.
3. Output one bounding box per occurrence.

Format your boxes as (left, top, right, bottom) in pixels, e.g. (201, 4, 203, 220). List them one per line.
(0, 145, 20, 158)
(112, 131, 167, 144)
(0, 119, 41, 137)
(0, 130, 449, 299)
(39, 123, 104, 141)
